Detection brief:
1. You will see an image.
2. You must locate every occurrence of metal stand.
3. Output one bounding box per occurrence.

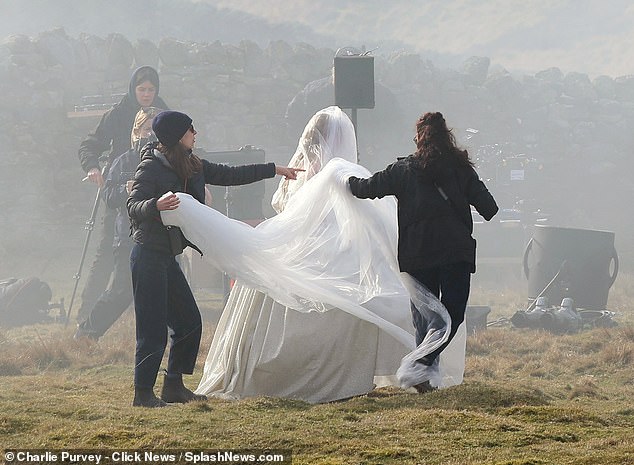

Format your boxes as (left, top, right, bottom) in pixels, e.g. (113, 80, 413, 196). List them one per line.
(66, 186, 102, 327)
(222, 186, 233, 305)
(350, 107, 359, 163)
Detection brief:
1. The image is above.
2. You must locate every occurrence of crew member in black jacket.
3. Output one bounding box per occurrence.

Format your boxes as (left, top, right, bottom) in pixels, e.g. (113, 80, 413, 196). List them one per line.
(127, 110, 302, 407)
(76, 66, 169, 322)
(75, 107, 163, 340)
(348, 112, 498, 393)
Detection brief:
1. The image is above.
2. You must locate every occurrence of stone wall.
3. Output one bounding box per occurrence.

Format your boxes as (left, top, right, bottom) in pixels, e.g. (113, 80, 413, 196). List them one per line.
(1, 28, 632, 285)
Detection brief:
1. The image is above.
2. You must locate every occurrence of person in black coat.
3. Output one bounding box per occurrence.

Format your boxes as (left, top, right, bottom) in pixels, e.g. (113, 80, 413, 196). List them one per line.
(348, 111, 498, 392)
(127, 110, 302, 407)
(75, 66, 169, 323)
(75, 107, 163, 340)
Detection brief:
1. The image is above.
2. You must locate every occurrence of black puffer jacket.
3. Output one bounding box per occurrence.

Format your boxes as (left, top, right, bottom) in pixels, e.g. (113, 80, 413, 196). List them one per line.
(78, 66, 169, 173)
(127, 143, 276, 256)
(349, 154, 498, 273)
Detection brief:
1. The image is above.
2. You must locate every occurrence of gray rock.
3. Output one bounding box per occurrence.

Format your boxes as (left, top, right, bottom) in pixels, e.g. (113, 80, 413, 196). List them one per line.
(159, 37, 194, 67)
(194, 40, 227, 67)
(535, 67, 564, 83)
(224, 44, 246, 71)
(267, 40, 294, 64)
(80, 33, 108, 71)
(241, 40, 271, 76)
(71, 38, 90, 71)
(614, 75, 634, 102)
(563, 72, 597, 101)
(462, 56, 490, 86)
(485, 70, 522, 104)
(134, 39, 160, 69)
(593, 75, 616, 100)
(106, 33, 135, 72)
(35, 28, 76, 71)
(1, 34, 35, 55)
(283, 42, 329, 84)
(383, 52, 433, 90)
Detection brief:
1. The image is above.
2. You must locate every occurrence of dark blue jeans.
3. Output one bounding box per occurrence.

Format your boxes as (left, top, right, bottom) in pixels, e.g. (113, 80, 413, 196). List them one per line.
(130, 244, 202, 389)
(409, 262, 471, 366)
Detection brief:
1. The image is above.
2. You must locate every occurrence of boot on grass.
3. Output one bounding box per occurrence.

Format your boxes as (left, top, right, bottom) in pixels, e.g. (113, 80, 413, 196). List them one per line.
(133, 387, 168, 408)
(160, 373, 207, 404)
(413, 380, 437, 394)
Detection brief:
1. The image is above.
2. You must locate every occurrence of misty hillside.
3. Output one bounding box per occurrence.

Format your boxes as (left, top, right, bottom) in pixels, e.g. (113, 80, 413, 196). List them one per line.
(205, 0, 634, 77)
(0, 0, 332, 51)
(2, 0, 633, 77)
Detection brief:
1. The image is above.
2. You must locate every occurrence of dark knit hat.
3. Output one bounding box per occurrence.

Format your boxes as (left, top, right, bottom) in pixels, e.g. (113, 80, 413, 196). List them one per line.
(152, 110, 192, 147)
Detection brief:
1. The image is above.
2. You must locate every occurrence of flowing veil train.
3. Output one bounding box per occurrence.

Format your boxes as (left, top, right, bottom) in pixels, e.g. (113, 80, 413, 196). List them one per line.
(161, 107, 465, 403)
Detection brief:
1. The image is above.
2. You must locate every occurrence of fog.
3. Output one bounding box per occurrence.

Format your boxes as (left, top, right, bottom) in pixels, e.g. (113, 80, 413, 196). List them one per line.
(0, 0, 632, 320)
(5, 0, 634, 76)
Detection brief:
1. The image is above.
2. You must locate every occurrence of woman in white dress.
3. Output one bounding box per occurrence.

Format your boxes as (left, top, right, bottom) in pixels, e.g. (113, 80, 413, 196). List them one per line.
(162, 106, 466, 403)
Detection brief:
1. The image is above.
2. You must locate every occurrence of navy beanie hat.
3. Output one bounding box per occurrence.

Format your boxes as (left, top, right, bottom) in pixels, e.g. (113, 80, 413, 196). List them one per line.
(152, 111, 192, 147)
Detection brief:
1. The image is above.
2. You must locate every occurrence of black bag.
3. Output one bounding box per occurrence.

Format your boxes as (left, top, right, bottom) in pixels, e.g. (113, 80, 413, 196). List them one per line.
(0, 277, 52, 327)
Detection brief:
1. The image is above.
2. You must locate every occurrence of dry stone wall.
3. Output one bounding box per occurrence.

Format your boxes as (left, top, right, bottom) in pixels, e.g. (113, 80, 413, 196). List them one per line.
(1, 28, 633, 281)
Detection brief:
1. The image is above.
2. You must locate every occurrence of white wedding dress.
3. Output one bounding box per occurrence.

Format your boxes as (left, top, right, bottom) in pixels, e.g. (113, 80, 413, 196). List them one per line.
(161, 106, 466, 403)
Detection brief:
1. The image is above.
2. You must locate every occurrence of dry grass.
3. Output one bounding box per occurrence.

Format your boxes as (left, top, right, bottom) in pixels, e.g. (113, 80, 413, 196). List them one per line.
(0, 274, 633, 464)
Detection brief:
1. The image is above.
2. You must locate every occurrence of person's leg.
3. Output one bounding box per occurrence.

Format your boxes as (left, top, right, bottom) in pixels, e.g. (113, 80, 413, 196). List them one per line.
(420, 262, 471, 364)
(160, 259, 206, 403)
(409, 267, 440, 346)
(76, 207, 116, 321)
(76, 245, 133, 339)
(130, 244, 169, 407)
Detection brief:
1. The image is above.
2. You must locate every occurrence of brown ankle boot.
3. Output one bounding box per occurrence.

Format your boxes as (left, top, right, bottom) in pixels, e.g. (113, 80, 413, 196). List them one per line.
(160, 374, 207, 404)
(133, 387, 168, 408)
(413, 380, 437, 394)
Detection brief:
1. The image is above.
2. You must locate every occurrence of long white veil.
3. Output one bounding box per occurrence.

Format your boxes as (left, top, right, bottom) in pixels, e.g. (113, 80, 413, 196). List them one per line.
(271, 106, 359, 212)
(162, 107, 465, 389)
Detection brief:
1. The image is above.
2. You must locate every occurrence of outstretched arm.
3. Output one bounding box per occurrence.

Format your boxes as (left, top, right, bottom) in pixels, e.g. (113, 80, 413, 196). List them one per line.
(275, 165, 304, 180)
(348, 164, 398, 200)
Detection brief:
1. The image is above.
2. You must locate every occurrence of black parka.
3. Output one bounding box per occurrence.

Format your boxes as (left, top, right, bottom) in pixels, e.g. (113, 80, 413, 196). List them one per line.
(349, 154, 498, 273)
(127, 143, 276, 256)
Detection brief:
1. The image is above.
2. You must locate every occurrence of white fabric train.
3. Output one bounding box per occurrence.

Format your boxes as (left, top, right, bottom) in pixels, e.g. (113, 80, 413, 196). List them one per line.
(161, 157, 465, 397)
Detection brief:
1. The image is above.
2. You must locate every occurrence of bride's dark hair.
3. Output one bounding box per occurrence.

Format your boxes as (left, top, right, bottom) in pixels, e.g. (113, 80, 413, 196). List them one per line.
(413, 112, 473, 170)
(158, 143, 203, 182)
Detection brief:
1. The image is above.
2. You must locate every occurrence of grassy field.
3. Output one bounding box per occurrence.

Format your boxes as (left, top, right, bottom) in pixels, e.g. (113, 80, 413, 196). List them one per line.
(1, 276, 633, 465)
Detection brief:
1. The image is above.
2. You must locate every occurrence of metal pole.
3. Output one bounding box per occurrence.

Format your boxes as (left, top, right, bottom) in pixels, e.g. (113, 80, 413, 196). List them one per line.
(222, 186, 232, 305)
(351, 107, 359, 163)
(65, 186, 102, 327)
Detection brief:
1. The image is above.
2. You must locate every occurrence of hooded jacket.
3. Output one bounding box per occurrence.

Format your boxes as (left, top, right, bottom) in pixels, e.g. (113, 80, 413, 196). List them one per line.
(78, 66, 169, 173)
(127, 142, 276, 256)
(349, 154, 498, 273)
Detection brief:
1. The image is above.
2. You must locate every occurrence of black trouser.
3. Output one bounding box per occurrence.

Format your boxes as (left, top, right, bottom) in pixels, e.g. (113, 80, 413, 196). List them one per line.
(77, 206, 115, 321)
(130, 244, 202, 389)
(77, 245, 132, 338)
(409, 262, 471, 365)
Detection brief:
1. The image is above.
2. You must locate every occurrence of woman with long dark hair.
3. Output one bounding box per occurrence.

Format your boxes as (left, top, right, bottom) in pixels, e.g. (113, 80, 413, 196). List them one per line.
(348, 111, 498, 392)
(127, 110, 301, 407)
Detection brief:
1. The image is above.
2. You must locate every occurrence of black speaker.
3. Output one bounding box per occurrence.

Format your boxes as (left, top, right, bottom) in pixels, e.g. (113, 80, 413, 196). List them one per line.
(200, 145, 266, 220)
(334, 56, 375, 109)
